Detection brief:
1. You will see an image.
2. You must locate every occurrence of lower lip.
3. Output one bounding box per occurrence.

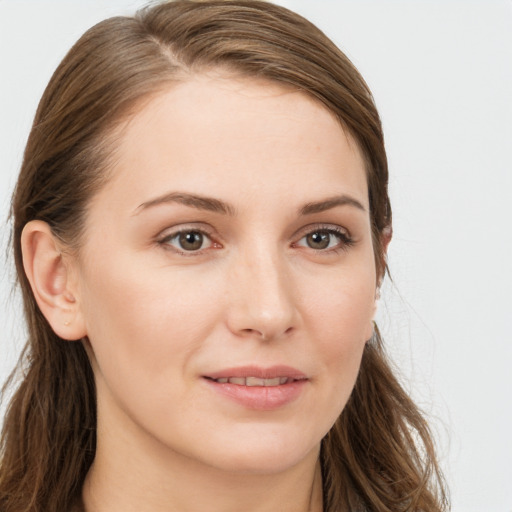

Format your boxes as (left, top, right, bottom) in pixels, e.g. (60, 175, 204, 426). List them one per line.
(203, 378, 307, 411)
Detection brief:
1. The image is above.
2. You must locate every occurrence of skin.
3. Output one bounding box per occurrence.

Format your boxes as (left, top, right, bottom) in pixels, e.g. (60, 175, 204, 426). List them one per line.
(22, 74, 379, 512)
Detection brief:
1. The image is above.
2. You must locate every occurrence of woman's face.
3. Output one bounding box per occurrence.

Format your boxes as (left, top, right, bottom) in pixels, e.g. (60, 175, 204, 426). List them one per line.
(74, 74, 377, 474)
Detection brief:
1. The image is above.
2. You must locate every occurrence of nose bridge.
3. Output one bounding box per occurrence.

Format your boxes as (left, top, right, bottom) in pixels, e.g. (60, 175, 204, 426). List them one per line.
(227, 241, 296, 339)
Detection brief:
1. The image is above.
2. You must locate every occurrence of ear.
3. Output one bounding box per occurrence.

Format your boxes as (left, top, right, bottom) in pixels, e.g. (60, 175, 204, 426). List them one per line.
(21, 220, 87, 341)
(382, 225, 392, 254)
(377, 224, 392, 287)
(368, 225, 392, 339)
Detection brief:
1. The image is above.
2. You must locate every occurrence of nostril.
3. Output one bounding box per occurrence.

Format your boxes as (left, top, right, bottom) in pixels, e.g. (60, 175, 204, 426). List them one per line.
(240, 326, 294, 341)
(241, 328, 266, 339)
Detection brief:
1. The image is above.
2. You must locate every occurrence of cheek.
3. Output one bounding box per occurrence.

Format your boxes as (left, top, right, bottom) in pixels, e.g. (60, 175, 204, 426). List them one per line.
(302, 266, 375, 406)
(304, 264, 376, 342)
(78, 252, 223, 391)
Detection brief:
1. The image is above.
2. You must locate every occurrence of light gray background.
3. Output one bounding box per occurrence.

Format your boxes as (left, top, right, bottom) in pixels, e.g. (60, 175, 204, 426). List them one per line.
(1, 1, 511, 510)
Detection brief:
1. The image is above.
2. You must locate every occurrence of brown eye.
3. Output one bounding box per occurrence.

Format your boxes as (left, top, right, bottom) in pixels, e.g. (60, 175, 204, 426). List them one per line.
(296, 227, 353, 252)
(305, 231, 331, 250)
(178, 231, 204, 251)
(161, 230, 212, 252)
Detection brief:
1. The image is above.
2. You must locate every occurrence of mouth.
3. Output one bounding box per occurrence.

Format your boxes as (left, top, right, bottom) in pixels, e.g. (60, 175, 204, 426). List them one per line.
(203, 365, 308, 385)
(205, 376, 303, 386)
(202, 366, 308, 410)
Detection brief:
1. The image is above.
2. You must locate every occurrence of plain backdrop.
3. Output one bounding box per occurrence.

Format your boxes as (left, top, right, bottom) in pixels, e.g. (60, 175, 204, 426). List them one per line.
(1, 1, 511, 510)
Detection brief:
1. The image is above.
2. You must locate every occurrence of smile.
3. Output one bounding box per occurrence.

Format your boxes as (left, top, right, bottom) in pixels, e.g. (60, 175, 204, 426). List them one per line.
(203, 366, 308, 410)
(207, 376, 300, 386)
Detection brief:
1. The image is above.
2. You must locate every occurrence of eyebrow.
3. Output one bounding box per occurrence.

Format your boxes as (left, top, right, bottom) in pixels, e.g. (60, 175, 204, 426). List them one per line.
(299, 195, 366, 215)
(134, 192, 236, 216)
(134, 191, 365, 217)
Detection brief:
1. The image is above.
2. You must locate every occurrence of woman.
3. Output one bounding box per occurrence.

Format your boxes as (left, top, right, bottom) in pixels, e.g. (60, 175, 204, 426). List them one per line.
(0, 1, 448, 511)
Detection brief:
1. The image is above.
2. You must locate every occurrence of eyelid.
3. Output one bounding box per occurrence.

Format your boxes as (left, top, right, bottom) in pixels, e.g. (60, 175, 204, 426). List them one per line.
(293, 222, 352, 239)
(156, 223, 221, 256)
(154, 222, 354, 256)
(292, 223, 355, 251)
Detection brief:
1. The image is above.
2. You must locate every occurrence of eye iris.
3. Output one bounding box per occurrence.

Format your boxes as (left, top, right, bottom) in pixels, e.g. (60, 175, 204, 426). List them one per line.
(307, 231, 330, 249)
(179, 231, 203, 251)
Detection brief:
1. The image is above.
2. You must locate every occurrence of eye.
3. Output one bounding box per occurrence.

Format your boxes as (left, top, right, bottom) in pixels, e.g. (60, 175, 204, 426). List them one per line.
(295, 227, 353, 251)
(160, 229, 214, 253)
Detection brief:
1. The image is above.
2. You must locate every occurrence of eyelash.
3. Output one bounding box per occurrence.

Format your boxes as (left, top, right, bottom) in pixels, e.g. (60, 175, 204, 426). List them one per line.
(294, 225, 355, 254)
(156, 224, 354, 256)
(157, 227, 219, 256)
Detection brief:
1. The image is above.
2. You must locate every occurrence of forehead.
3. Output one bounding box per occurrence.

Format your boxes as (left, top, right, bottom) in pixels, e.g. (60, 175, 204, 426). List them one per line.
(92, 74, 369, 214)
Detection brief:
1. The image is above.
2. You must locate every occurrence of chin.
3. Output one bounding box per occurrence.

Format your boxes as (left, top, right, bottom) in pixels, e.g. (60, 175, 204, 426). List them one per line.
(195, 430, 321, 475)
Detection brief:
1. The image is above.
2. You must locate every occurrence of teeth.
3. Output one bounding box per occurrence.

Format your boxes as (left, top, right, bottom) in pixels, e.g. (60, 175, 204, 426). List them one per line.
(213, 376, 293, 386)
(246, 377, 265, 386)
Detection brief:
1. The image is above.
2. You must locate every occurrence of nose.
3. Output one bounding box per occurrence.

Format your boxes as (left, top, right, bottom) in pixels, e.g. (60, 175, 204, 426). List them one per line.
(225, 247, 298, 341)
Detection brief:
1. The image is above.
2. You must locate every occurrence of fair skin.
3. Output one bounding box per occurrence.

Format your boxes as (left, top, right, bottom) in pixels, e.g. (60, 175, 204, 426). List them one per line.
(22, 75, 378, 512)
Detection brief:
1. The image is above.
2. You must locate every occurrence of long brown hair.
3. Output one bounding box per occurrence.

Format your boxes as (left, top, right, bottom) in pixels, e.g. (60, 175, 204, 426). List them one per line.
(0, 1, 448, 510)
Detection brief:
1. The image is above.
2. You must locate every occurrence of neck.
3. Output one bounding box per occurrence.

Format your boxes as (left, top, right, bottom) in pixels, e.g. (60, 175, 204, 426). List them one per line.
(82, 401, 323, 512)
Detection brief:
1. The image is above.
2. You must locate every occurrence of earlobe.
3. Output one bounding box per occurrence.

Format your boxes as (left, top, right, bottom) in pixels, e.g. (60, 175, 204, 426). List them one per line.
(21, 220, 87, 341)
(366, 277, 383, 343)
(365, 292, 379, 342)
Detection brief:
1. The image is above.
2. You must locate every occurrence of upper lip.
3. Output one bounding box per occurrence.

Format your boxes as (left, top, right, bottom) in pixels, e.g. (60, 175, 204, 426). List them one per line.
(204, 365, 307, 381)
